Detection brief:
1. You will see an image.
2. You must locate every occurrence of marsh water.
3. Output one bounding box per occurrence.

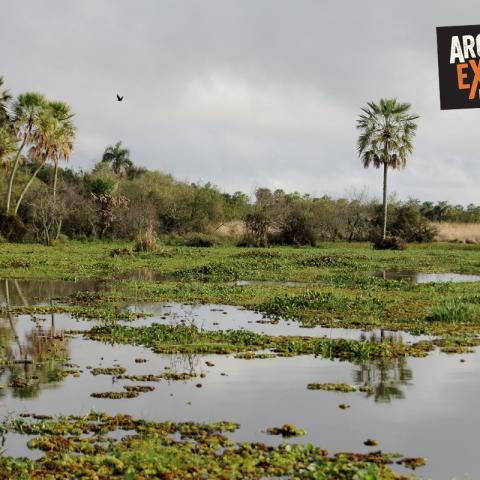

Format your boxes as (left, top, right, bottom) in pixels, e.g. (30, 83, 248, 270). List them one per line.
(1, 278, 480, 479)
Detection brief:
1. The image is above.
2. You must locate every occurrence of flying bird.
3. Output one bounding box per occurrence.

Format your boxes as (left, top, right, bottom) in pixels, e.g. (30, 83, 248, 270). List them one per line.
(116, 94, 124, 102)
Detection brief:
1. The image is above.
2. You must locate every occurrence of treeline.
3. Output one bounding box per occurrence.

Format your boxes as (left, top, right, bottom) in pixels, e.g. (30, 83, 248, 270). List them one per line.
(3, 145, 480, 245)
(1, 149, 473, 246)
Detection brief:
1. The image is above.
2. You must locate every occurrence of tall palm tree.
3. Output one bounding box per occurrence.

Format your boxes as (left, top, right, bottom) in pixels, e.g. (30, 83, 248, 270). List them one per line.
(48, 102, 75, 202)
(0, 77, 17, 168)
(357, 98, 419, 240)
(101, 141, 132, 176)
(14, 101, 76, 215)
(6, 92, 46, 213)
(0, 76, 12, 127)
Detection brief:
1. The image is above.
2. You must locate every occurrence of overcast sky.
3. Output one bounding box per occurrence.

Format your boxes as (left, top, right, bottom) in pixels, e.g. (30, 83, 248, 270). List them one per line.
(1, 1, 479, 204)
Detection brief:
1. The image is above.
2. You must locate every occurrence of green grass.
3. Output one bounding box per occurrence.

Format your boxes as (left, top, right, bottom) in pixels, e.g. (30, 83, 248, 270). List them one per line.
(1, 240, 480, 337)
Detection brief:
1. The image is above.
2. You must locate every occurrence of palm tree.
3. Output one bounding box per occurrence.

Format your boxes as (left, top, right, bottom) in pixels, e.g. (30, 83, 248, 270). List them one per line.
(357, 98, 419, 240)
(48, 102, 75, 202)
(0, 77, 17, 167)
(13, 101, 76, 215)
(6, 92, 46, 213)
(0, 76, 12, 127)
(101, 141, 132, 176)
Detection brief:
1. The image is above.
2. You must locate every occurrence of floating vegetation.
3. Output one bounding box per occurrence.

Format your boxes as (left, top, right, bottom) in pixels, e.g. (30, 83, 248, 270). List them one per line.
(339, 403, 351, 410)
(161, 372, 197, 381)
(396, 457, 427, 470)
(307, 383, 357, 392)
(134, 357, 148, 363)
(90, 391, 139, 399)
(90, 367, 126, 376)
(0, 412, 412, 479)
(266, 424, 306, 437)
(123, 385, 155, 393)
(84, 323, 439, 360)
(117, 374, 160, 382)
(235, 352, 277, 359)
(364, 438, 379, 446)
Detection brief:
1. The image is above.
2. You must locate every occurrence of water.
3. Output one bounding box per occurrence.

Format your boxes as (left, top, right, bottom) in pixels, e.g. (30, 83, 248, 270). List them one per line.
(0, 278, 479, 479)
(128, 302, 432, 343)
(0, 278, 107, 307)
(378, 270, 480, 284)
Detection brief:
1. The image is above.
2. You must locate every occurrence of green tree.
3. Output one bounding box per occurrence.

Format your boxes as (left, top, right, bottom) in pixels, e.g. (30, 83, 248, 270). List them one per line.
(6, 92, 47, 213)
(0, 77, 18, 181)
(101, 141, 132, 176)
(14, 101, 76, 215)
(357, 98, 419, 239)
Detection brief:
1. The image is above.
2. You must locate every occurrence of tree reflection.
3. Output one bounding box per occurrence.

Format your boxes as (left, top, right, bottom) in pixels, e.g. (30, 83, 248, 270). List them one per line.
(353, 331, 413, 403)
(0, 279, 71, 399)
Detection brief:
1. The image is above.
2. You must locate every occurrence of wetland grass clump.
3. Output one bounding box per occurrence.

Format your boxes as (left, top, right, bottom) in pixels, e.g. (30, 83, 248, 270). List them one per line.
(427, 300, 478, 323)
(134, 226, 159, 252)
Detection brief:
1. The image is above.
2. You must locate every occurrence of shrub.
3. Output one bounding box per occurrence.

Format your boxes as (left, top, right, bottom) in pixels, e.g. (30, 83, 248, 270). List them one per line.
(0, 214, 28, 242)
(134, 226, 158, 252)
(372, 236, 406, 250)
(242, 211, 270, 247)
(184, 233, 218, 247)
(275, 207, 316, 246)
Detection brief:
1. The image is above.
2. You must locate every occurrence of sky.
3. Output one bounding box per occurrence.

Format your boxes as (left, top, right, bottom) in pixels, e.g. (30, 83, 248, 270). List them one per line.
(1, 0, 479, 205)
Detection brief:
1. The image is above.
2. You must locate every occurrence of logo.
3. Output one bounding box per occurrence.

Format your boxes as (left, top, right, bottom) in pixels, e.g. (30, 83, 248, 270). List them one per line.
(437, 25, 480, 110)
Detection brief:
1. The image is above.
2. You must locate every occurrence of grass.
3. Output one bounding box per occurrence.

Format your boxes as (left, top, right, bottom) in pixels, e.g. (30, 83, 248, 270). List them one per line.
(1, 240, 480, 337)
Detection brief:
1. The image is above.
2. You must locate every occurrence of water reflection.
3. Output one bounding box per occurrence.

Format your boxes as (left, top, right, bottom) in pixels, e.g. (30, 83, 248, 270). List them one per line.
(353, 357, 413, 403)
(377, 270, 480, 284)
(0, 278, 106, 307)
(0, 279, 72, 398)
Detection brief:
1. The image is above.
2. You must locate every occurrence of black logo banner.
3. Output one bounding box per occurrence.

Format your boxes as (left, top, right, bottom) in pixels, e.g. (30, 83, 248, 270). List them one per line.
(437, 25, 480, 110)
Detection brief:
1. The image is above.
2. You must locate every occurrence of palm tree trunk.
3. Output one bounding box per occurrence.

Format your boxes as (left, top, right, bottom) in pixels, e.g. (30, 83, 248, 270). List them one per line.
(6, 137, 27, 213)
(53, 161, 58, 201)
(382, 162, 388, 240)
(13, 159, 47, 214)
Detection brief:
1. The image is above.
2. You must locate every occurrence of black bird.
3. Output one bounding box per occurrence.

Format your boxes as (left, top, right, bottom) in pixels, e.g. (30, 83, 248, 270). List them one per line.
(116, 94, 124, 102)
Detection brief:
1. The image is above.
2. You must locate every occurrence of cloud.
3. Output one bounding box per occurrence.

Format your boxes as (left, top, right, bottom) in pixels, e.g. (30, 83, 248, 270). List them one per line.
(1, 0, 479, 204)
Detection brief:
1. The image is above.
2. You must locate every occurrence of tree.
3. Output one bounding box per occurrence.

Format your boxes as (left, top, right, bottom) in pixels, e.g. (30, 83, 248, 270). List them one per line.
(101, 141, 132, 176)
(6, 92, 47, 213)
(14, 101, 76, 217)
(0, 77, 18, 180)
(357, 98, 419, 240)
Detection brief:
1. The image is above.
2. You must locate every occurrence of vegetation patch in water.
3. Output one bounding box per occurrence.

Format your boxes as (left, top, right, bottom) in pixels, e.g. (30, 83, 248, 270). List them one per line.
(266, 423, 306, 437)
(123, 385, 155, 393)
(84, 322, 438, 360)
(307, 383, 357, 392)
(90, 390, 139, 399)
(90, 367, 126, 376)
(0, 412, 414, 479)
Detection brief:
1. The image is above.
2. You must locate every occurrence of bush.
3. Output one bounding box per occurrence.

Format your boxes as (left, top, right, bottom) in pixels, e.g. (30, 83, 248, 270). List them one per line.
(390, 204, 437, 242)
(184, 233, 218, 247)
(275, 208, 316, 246)
(242, 211, 270, 247)
(134, 227, 158, 252)
(372, 236, 406, 250)
(0, 214, 28, 242)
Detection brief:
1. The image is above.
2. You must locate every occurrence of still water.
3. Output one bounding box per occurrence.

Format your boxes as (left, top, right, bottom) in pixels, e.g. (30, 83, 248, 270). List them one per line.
(0, 278, 478, 479)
